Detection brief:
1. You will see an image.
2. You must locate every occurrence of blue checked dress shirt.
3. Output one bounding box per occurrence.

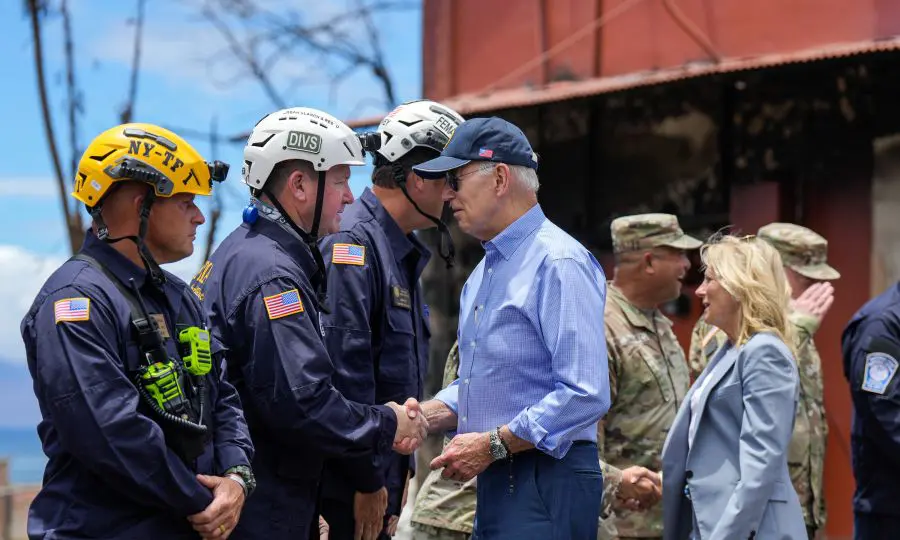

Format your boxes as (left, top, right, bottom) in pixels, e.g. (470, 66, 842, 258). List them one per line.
(434, 204, 610, 458)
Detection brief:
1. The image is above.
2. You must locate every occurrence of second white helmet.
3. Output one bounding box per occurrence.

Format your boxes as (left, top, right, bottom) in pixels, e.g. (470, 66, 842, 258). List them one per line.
(375, 100, 464, 164)
(242, 107, 366, 190)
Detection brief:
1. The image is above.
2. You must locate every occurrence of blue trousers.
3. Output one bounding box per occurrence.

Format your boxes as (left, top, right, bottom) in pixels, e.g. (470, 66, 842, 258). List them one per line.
(472, 442, 602, 540)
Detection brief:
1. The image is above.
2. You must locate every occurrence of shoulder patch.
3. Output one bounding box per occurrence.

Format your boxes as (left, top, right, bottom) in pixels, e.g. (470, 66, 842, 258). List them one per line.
(862, 352, 899, 394)
(55, 297, 91, 323)
(332, 243, 366, 265)
(263, 289, 304, 320)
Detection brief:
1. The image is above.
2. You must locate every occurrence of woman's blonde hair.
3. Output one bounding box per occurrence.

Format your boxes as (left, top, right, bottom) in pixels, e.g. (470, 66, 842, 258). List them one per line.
(700, 234, 795, 351)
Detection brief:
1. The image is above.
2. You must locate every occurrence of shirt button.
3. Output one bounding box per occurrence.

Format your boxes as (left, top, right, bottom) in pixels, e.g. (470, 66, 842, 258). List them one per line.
(462, 416, 467, 422)
(487, 268, 493, 274)
(464, 379, 470, 384)
(470, 340, 476, 348)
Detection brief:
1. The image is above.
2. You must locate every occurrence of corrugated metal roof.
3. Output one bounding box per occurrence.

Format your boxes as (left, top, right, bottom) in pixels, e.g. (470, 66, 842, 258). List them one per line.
(346, 36, 900, 128)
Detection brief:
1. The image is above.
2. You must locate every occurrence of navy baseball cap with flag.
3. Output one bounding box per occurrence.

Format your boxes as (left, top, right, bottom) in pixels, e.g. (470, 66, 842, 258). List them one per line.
(412, 116, 539, 179)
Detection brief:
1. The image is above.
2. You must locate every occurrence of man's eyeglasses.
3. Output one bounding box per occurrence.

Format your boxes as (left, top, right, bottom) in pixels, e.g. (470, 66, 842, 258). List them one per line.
(447, 163, 494, 191)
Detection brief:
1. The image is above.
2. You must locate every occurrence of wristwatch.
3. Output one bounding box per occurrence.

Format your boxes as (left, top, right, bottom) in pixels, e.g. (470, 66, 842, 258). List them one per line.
(225, 465, 257, 498)
(489, 427, 509, 461)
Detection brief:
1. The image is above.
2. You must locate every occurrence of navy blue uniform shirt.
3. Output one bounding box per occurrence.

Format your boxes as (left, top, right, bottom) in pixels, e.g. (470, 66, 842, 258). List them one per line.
(319, 188, 432, 515)
(194, 205, 398, 539)
(842, 282, 900, 517)
(20, 231, 253, 539)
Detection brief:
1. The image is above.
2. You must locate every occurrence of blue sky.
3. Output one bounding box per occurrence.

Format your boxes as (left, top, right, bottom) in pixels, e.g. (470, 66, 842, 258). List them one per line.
(0, 0, 422, 427)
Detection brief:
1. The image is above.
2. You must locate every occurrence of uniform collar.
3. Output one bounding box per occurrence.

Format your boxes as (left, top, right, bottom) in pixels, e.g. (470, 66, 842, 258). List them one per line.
(246, 215, 318, 279)
(79, 229, 186, 312)
(484, 203, 545, 260)
(607, 283, 672, 333)
(359, 188, 432, 267)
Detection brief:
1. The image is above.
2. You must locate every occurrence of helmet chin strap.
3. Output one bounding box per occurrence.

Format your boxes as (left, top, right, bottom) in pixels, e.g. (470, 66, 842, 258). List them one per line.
(260, 170, 331, 313)
(89, 186, 166, 287)
(387, 161, 455, 269)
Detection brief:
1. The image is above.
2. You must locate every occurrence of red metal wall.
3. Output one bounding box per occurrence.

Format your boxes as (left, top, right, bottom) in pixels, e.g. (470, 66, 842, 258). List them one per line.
(424, 0, 900, 101)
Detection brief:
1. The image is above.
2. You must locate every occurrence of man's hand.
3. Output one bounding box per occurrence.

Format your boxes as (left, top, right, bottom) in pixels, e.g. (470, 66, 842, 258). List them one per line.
(187, 474, 246, 539)
(387, 398, 429, 454)
(353, 487, 387, 540)
(430, 432, 493, 482)
(791, 282, 834, 322)
(319, 515, 330, 540)
(614, 466, 661, 511)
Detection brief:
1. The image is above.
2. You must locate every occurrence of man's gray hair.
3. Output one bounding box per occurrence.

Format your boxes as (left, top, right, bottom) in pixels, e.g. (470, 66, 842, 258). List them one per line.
(510, 165, 539, 193)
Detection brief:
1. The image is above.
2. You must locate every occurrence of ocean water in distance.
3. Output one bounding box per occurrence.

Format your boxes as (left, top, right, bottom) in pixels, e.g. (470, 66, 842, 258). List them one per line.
(0, 427, 46, 485)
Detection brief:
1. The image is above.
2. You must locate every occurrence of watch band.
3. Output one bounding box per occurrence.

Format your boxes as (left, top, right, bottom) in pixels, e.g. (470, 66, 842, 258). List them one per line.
(225, 474, 248, 497)
(224, 465, 256, 498)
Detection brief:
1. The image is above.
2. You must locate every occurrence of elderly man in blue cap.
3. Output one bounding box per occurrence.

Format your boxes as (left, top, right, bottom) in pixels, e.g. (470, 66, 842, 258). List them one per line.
(415, 117, 611, 539)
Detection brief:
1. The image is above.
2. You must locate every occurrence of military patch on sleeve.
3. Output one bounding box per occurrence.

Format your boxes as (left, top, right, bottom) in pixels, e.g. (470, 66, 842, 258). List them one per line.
(331, 243, 366, 265)
(861, 352, 899, 394)
(263, 289, 304, 320)
(54, 297, 91, 323)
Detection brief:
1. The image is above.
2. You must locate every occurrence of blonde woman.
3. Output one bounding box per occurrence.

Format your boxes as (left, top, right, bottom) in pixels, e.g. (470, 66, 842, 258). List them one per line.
(661, 235, 807, 540)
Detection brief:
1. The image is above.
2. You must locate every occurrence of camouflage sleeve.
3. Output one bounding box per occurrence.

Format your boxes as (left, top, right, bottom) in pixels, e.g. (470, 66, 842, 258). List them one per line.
(600, 459, 624, 503)
(790, 309, 820, 347)
(598, 329, 619, 456)
(688, 318, 708, 380)
(441, 342, 460, 389)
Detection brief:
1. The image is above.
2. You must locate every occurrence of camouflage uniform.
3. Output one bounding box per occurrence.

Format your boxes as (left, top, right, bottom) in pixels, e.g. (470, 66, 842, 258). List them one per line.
(412, 343, 475, 540)
(414, 344, 625, 539)
(599, 214, 700, 539)
(688, 223, 840, 537)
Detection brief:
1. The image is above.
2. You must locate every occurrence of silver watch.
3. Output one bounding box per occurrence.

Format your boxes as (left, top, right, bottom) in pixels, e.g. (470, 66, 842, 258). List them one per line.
(489, 427, 509, 461)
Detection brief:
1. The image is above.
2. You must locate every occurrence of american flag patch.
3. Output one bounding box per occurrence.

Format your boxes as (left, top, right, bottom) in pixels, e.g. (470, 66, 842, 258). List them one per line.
(478, 148, 494, 158)
(54, 297, 90, 323)
(263, 289, 304, 320)
(332, 243, 366, 265)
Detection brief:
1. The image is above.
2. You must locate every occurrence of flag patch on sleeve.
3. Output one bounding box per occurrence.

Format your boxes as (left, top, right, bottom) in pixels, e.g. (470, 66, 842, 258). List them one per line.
(263, 289, 304, 319)
(55, 297, 90, 323)
(332, 243, 366, 265)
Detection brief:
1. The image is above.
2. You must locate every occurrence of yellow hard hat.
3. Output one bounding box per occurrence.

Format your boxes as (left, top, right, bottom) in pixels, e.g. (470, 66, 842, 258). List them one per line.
(73, 123, 228, 208)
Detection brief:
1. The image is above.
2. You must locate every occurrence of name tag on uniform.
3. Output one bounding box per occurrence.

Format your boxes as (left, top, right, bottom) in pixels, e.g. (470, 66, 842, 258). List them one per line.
(391, 286, 411, 310)
(862, 352, 898, 394)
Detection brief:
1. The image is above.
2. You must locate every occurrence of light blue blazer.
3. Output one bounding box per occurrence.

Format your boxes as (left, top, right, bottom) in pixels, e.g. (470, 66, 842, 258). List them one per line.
(661, 332, 807, 540)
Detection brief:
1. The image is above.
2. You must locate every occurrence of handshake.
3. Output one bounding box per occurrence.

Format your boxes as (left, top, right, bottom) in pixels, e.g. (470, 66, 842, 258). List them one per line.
(385, 398, 430, 454)
(615, 466, 662, 511)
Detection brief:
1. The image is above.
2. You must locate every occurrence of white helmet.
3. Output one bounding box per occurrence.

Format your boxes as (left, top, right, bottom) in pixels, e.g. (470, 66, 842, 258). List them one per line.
(375, 100, 464, 164)
(242, 107, 366, 190)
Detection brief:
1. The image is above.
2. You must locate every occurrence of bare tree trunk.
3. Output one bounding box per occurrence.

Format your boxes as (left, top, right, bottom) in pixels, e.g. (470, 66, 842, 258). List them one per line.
(120, 0, 146, 124)
(61, 0, 79, 180)
(202, 115, 222, 265)
(28, 0, 81, 254)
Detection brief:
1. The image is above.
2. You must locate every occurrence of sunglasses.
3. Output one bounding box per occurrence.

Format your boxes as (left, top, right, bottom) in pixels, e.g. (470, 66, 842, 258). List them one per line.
(446, 163, 495, 191)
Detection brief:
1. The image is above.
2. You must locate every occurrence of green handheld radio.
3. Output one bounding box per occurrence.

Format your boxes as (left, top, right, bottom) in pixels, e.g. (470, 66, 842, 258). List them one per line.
(179, 327, 212, 376)
(140, 361, 188, 415)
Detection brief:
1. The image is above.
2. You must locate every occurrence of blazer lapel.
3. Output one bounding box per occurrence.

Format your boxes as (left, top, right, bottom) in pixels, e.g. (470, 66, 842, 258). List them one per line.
(686, 344, 738, 461)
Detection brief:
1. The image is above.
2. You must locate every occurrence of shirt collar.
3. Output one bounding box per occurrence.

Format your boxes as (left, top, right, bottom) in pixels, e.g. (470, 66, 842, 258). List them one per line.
(80, 229, 186, 311)
(484, 203, 545, 260)
(360, 188, 431, 265)
(608, 283, 672, 333)
(246, 215, 318, 278)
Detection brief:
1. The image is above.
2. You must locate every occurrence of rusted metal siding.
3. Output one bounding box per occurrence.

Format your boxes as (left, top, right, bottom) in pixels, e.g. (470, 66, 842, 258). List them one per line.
(423, 0, 900, 102)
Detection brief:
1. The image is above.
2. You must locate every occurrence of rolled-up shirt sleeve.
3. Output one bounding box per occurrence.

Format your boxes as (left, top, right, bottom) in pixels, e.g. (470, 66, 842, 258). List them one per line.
(507, 256, 610, 458)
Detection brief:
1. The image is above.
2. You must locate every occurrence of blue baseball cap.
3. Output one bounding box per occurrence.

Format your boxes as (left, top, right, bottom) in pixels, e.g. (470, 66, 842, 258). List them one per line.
(412, 117, 538, 179)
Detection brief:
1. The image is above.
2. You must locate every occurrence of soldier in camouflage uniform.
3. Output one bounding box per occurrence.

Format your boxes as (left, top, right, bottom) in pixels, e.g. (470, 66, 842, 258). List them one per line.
(599, 214, 701, 540)
(688, 222, 838, 540)
(412, 344, 654, 539)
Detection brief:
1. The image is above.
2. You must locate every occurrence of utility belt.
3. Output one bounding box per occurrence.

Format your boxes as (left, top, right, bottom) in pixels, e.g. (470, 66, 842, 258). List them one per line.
(73, 254, 213, 465)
